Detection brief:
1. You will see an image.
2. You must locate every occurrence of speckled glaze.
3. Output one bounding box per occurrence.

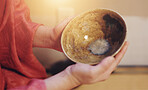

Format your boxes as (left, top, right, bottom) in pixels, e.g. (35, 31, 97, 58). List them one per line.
(61, 9, 126, 64)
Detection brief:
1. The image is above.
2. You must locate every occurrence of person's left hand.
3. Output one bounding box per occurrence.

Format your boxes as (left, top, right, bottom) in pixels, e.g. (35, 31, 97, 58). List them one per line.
(33, 16, 74, 51)
(52, 17, 74, 52)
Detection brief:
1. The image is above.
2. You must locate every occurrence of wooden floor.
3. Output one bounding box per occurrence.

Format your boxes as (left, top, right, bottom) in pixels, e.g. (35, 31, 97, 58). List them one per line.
(75, 66, 148, 90)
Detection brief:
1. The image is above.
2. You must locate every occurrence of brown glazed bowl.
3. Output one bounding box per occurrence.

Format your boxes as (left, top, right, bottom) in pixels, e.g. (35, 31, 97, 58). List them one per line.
(61, 9, 127, 64)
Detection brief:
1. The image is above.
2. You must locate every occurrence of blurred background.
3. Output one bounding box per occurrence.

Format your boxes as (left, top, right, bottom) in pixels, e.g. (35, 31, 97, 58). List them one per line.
(25, 0, 148, 90)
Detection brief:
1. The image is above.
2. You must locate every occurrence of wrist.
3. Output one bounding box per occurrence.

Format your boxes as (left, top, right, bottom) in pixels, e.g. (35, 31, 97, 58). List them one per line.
(44, 66, 80, 90)
(65, 66, 81, 86)
(33, 26, 55, 48)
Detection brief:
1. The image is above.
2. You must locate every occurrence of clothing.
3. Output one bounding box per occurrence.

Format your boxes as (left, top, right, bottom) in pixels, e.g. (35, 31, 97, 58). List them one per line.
(0, 0, 47, 89)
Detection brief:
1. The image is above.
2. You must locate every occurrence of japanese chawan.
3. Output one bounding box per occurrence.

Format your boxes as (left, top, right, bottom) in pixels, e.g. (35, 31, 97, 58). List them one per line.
(61, 9, 126, 64)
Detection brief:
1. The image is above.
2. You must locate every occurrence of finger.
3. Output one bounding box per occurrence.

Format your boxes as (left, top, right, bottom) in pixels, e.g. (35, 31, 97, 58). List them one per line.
(61, 16, 75, 26)
(92, 56, 115, 74)
(106, 41, 129, 73)
(56, 16, 75, 31)
(95, 41, 129, 75)
(114, 41, 129, 65)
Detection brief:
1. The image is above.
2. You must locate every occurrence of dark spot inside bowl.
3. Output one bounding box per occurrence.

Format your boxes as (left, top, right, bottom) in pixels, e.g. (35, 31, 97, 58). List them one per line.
(102, 14, 126, 56)
(103, 14, 124, 42)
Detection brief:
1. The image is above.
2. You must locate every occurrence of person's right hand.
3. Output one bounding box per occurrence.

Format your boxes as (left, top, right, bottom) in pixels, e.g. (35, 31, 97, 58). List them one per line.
(65, 41, 128, 84)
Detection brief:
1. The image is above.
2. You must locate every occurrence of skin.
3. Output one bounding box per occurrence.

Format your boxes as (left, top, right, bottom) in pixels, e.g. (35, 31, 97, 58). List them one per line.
(33, 17, 129, 90)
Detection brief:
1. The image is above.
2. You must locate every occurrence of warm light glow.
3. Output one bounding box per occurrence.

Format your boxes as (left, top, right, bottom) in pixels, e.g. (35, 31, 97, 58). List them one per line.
(52, 0, 69, 3)
(45, 0, 70, 5)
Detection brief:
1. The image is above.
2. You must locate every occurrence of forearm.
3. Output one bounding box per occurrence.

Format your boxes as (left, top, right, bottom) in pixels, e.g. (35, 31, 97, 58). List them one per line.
(33, 25, 59, 48)
(44, 66, 80, 90)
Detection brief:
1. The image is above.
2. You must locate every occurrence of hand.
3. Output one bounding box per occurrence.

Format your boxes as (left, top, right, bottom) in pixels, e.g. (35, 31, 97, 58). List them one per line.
(33, 16, 74, 51)
(52, 17, 74, 52)
(66, 41, 128, 84)
(44, 42, 128, 90)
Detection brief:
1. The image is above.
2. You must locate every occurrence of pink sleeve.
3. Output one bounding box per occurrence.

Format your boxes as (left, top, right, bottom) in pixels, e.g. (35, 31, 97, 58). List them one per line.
(8, 79, 46, 90)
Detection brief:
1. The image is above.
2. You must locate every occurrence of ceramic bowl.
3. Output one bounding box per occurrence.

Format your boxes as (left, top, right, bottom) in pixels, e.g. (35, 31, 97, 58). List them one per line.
(61, 9, 127, 64)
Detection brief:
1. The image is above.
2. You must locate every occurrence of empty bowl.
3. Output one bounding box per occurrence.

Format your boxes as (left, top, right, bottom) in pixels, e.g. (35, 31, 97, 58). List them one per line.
(61, 9, 127, 64)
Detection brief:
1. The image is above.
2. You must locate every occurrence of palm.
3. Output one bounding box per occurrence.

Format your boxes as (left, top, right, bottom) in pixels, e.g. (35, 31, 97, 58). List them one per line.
(69, 42, 128, 84)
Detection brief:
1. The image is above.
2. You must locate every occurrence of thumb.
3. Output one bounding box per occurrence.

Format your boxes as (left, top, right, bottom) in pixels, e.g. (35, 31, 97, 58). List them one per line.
(55, 16, 75, 33)
(93, 56, 115, 73)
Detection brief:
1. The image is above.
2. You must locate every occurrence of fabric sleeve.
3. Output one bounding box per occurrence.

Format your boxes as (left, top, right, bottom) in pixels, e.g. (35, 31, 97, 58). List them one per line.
(13, 0, 47, 78)
(8, 79, 46, 90)
(0, 0, 47, 89)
